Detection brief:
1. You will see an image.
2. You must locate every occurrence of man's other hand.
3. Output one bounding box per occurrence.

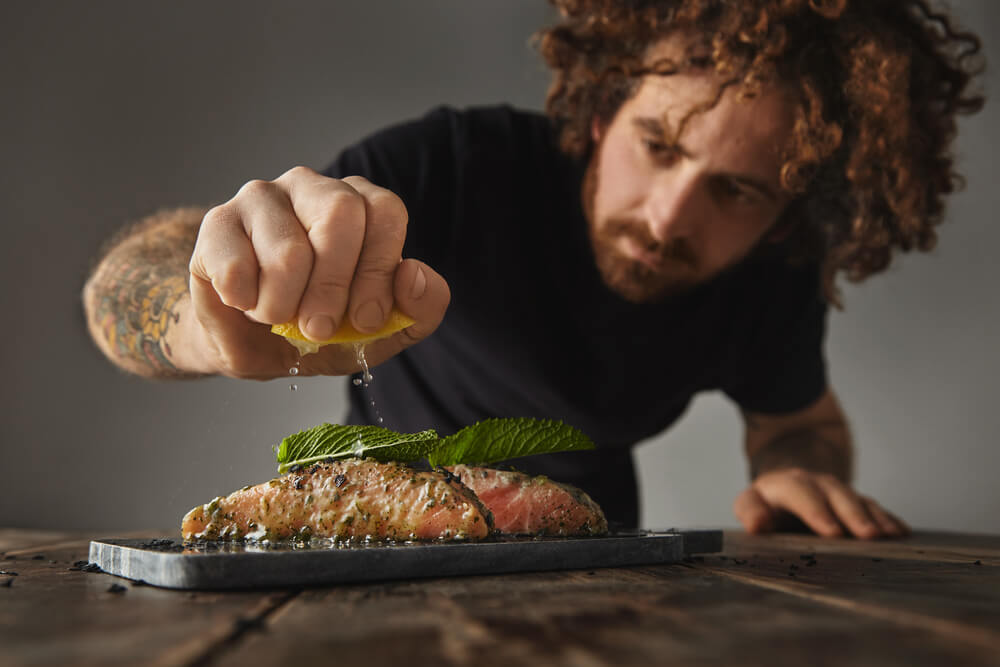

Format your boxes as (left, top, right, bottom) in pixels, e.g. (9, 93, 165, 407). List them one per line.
(733, 468, 910, 539)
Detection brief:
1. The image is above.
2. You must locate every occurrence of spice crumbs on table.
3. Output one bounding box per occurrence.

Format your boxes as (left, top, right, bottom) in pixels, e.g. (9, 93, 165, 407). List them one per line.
(871, 558, 882, 562)
(0, 570, 18, 576)
(2, 579, 12, 588)
(973, 560, 982, 566)
(107, 584, 127, 594)
(32, 555, 44, 560)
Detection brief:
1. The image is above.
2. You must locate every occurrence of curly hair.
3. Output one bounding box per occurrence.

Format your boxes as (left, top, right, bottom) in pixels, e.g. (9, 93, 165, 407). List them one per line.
(537, 0, 984, 305)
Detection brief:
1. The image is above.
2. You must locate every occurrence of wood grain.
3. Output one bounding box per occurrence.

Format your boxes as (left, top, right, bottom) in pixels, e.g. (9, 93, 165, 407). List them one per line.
(4, 529, 999, 667)
(0, 534, 288, 667)
(214, 564, 995, 667)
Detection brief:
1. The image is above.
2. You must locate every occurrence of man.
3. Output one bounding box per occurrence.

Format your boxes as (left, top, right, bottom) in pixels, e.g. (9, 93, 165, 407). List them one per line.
(82, 0, 983, 536)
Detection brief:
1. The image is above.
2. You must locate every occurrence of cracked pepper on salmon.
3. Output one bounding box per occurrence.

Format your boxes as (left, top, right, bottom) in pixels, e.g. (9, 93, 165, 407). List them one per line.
(182, 458, 493, 541)
(449, 465, 608, 536)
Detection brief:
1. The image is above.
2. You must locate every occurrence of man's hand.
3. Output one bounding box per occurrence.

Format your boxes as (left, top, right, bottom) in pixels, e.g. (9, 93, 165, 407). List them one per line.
(733, 468, 910, 539)
(737, 389, 910, 539)
(186, 166, 450, 379)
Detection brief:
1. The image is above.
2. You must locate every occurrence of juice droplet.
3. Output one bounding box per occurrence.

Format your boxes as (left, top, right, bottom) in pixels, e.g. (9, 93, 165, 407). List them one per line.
(353, 343, 373, 385)
(289, 366, 299, 376)
(351, 437, 364, 456)
(289, 384, 297, 391)
(351, 342, 385, 427)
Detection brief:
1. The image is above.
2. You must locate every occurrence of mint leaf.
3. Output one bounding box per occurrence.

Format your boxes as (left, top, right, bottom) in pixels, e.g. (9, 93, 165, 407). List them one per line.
(276, 423, 439, 473)
(427, 418, 595, 467)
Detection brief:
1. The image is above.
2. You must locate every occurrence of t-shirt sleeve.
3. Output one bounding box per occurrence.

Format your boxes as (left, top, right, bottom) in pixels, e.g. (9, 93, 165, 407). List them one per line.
(720, 263, 829, 414)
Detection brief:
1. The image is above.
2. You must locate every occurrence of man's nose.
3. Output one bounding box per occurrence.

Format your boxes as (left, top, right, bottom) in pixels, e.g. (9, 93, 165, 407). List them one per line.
(643, 171, 702, 242)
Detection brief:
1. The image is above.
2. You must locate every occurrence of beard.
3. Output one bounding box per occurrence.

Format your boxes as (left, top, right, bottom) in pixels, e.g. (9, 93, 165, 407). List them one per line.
(581, 153, 703, 304)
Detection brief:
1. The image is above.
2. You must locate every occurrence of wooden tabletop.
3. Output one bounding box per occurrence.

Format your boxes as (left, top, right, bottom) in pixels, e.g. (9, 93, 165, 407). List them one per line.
(1, 528, 998, 666)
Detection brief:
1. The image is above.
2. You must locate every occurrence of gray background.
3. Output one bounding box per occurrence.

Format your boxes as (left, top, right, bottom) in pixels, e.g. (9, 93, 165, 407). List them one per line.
(2, 1, 996, 534)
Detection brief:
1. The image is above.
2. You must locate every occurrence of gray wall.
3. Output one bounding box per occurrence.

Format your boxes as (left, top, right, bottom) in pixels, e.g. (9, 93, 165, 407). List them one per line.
(2, 1, 997, 534)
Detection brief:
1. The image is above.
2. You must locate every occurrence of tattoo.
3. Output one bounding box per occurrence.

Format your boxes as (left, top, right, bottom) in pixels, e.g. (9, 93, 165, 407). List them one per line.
(749, 426, 851, 482)
(85, 208, 205, 377)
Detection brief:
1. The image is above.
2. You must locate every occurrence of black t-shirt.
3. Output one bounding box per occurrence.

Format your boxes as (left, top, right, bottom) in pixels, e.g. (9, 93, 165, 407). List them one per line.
(322, 105, 828, 528)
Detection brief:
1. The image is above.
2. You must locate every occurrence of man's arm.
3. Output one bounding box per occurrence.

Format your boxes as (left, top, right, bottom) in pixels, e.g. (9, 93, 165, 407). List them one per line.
(82, 207, 211, 378)
(733, 388, 909, 539)
(82, 168, 452, 382)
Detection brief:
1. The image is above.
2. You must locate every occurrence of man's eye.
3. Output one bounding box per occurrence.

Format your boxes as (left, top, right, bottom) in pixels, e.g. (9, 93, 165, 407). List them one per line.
(642, 138, 675, 158)
(716, 179, 756, 203)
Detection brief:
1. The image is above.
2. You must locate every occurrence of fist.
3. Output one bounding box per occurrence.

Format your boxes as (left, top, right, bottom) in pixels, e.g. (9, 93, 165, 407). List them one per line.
(187, 166, 450, 379)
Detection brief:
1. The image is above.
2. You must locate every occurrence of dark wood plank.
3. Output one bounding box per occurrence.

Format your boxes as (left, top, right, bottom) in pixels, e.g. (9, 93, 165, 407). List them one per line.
(214, 564, 995, 667)
(721, 530, 1000, 565)
(0, 529, 86, 553)
(697, 531, 1000, 651)
(0, 537, 292, 667)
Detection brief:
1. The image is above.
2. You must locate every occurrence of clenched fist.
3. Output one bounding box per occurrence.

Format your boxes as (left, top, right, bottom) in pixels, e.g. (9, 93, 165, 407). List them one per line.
(187, 166, 450, 379)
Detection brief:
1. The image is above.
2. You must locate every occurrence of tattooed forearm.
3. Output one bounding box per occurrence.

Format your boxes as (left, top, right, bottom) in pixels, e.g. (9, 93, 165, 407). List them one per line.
(748, 426, 853, 482)
(83, 208, 206, 378)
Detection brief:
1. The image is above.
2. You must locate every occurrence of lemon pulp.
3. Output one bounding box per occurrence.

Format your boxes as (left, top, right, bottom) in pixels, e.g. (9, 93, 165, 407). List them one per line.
(271, 308, 415, 356)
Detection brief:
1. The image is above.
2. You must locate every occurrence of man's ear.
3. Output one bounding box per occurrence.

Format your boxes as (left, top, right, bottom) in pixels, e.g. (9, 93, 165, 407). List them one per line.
(591, 116, 604, 143)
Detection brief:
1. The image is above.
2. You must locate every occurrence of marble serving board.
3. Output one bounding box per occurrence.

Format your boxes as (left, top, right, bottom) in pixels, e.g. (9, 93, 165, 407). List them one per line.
(89, 529, 722, 590)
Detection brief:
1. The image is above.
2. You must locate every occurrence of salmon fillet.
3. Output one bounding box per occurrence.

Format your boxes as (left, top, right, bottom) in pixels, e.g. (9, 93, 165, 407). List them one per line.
(182, 458, 494, 541)
(448, 465, 608, 536)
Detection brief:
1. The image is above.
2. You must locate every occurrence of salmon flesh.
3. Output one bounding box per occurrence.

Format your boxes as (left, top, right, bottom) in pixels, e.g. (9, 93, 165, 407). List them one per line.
(448, 465, 608, 536)
(182, 458, 493, 541)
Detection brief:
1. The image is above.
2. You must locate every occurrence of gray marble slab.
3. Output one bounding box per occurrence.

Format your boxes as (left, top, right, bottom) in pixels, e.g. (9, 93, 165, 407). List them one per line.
(89, 529, 722, 590)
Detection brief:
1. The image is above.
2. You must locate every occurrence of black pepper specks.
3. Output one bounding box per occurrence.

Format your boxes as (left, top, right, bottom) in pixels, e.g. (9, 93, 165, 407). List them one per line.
(107, 583, 127, 594)
(334, 474, 347, 488)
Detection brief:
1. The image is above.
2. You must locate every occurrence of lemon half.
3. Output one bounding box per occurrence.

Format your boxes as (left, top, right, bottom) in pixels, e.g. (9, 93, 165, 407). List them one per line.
(271, 308, 416, 356)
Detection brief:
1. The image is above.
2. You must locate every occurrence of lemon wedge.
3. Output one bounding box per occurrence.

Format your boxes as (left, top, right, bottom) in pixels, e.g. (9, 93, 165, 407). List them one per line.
(271, 308, 416, 356)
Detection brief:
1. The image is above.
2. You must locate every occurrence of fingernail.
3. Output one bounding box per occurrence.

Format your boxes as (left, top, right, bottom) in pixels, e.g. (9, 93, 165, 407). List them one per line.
(305, 314, 335, 340)
(411, 266, 427, 299)
(354, 301, 384, 332)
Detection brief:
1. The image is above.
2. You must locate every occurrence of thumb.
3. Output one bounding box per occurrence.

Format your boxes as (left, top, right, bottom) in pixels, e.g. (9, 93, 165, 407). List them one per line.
(381, 258, 451, 353)
(733, 486, 776, 534)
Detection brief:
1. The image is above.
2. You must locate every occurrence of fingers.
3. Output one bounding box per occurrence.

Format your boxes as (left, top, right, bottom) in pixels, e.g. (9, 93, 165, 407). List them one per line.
(360, 259, 450, 365)
(815, 476, 881, 540)
(342, 175, 408, 334)
(732, 487, 775, 534)
(233, 180, 313, 325)
(189, 273, 290, 379)
(862, 497, 911, 537)
(189, 205, 259, 311)
(277, 168, 408, 341)
(754, 470, 844, 538)
(743, 469, 910, 540)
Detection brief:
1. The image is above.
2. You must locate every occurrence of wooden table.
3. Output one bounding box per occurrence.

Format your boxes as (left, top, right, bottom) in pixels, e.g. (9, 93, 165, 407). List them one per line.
(2, 528, 998, 666)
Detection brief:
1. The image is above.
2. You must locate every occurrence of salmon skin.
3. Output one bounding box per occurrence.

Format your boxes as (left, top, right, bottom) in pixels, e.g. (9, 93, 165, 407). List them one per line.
(182, 458, 493, 542)
(448, 465, 608, 537)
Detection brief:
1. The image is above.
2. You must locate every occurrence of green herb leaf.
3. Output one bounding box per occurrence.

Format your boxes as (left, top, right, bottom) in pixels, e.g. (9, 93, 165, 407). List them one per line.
(274, 419, 596, 472)
(276, 423, 440, 473)
(427, 418, 595, 466)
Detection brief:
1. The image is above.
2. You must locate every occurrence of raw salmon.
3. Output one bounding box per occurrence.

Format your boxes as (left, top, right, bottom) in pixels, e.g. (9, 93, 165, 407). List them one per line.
(448, 465, 608, 536)
(182, 458, 493, 541)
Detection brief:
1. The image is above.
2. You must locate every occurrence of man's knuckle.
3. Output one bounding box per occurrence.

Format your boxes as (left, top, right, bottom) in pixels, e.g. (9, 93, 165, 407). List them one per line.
(326, 190, 367, 222)
(237, 178, 278, 200)
(270, 240, 312, 269)
(368, 191, 409, 226)
(283, 165, 316, 181)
